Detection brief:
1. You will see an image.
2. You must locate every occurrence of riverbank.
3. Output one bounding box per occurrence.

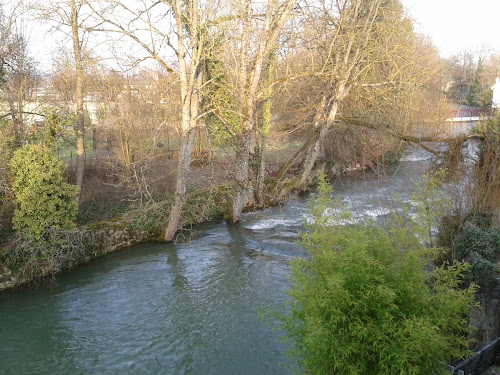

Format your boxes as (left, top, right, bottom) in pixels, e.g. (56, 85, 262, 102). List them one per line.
(0, 145, 430, 374)
(0, 185, 229, 292)
(0, 153, 381, 292)
(1, 143, 499, 374)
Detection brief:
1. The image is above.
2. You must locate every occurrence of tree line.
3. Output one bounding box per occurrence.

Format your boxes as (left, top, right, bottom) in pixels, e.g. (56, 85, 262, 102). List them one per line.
(0, 0, 498, 241)
(2, 1, 500, 372)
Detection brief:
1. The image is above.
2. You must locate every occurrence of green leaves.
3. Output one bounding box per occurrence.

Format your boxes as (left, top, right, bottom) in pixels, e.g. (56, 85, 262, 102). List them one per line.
(10, 145, 78, 240)
(0, 119, 16, 197)
(274, 174, 476, 374)
(452, 214, 500, 290)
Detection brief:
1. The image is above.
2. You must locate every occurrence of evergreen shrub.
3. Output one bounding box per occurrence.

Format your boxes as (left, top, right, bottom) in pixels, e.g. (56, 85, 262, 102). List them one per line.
(10, 145, 78, 239)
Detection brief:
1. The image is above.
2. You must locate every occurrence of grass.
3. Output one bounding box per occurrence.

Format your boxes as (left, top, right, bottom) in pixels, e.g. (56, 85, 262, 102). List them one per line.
(53, 135, 95, 163)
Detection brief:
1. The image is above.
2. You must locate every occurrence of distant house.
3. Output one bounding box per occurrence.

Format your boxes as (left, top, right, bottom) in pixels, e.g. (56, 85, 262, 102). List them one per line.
(447, 104, 490, 122)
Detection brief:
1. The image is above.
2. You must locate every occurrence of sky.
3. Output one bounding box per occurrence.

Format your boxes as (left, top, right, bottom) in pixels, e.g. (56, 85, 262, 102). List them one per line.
(401, 0, 500, 57)
(22, 0, 500, 73)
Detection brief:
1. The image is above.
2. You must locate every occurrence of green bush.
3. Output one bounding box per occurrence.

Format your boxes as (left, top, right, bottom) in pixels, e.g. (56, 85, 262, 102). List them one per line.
(9, 145, 78, 239)
(270, 177, 476, 375)
(0, 119, 16, 198)
(0, 120, 16, 243)
(453, 214, 500, 290)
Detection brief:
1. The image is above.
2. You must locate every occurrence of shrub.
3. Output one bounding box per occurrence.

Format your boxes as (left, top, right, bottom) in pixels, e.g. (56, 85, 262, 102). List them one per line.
(0, 120, 16, 243)
(0, 119, 15, 198)
(9, 145, 78, 239)
(452, 214, 500, 291)
(0, 228, 90, 283)
(271, 177, 477, 375)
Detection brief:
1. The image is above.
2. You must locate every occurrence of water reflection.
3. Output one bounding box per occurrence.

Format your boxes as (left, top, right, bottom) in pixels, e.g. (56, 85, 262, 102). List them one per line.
(166, 247, 188, 289)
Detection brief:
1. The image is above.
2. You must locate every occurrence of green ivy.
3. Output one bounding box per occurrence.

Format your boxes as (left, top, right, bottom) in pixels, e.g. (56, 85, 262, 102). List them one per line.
(9, 145, 78, 240)
(201, 39, 241, 147)
(452, 214, 500, 291)
(0, 119, 15, 197)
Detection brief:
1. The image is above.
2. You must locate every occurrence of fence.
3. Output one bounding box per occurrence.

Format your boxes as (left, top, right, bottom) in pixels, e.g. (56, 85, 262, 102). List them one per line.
(447, 337, 500, 375)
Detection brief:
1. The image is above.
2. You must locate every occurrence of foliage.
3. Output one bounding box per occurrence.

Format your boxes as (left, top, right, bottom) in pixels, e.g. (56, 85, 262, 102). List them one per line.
(451, 115, 500, 291)
(0, 120, 17, 243)
(125, 184, 234, 234)
(0, 119, 16, 197)
(9, 145, 79, 239)
(408, 170, 451, 247)
(37, 108, 75, 148)
(0, 228, 90, 283)
(125, 199, 170, 234)
(257, 51, 275, 139)
(474, 115, 500, 213)
(453, 114, 500, 216)
(77, 194, 131, 225)
(270, 175, 476, 375)
(452, 214, 500, 291)
(446, 51, 499, 108)
(201, 40, 240, 147)
(180, 184, 234, 227)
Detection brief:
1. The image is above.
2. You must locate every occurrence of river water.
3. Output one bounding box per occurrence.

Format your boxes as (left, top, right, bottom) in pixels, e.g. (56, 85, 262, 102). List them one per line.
(0, 146, 434, 375)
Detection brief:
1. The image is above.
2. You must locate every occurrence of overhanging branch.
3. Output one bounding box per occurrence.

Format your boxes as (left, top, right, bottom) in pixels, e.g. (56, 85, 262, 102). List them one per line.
(336, 115, 483, 148)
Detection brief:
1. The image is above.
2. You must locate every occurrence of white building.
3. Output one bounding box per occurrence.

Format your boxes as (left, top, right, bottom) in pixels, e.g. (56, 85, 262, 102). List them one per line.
(492, 78, 500, 109)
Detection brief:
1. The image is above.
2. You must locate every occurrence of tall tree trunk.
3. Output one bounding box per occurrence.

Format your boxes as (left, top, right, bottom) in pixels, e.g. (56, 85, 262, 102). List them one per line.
(164, 125, 196, 241)
(70, 0, 85, 194)
(271, 95, 327, 199)
(255, 52, 274, 207)
(298, 79, 350, 189)
(298, 101, 339, 188)
(163, 0, 202, 241)
(230, 0, 296, 223)
(231, 128, 252, 223)
(255, 133, 267, 207)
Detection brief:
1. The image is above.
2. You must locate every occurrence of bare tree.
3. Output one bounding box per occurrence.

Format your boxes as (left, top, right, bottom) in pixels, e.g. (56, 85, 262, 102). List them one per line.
(203, 0, 296, 222)
(0, 0, 22, 84)
(31, 0, 97, 194)
(446, 49, 500, 108)
(90, 0, 218, 240)
(0, 0, 38, 142)
(70, 0, 85, 191)
(340, 24, 451, 140)
(271, 0, 444, 198)
(295, 0, 385, 189)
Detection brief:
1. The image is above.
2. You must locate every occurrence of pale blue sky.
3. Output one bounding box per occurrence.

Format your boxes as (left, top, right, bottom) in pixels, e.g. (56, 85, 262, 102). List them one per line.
(27, 0, 500, 73)
(401, 0, 500, 57)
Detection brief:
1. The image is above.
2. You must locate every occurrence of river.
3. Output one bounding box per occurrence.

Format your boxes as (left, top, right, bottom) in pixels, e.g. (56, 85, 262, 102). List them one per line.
(0, 146, 434, 375)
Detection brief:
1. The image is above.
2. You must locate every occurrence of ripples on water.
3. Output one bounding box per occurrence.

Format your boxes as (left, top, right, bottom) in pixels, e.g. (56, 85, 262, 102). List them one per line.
(0, 145, 435, 374)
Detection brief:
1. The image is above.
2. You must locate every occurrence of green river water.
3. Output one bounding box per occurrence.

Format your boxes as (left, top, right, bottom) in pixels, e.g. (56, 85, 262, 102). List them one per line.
(0, 146, 433, 374)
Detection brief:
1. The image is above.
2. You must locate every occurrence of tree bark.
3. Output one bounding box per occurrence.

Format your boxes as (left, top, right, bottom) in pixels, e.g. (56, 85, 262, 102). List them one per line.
(298, 101, 339, 188)
(255, 133, 267, 207)
(164, 126, 196, 241)
(163, 0, 202, 241)
(231, 128, 252, 223)
(70, 0, 85, 194)
(230, 0, 295, 223)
